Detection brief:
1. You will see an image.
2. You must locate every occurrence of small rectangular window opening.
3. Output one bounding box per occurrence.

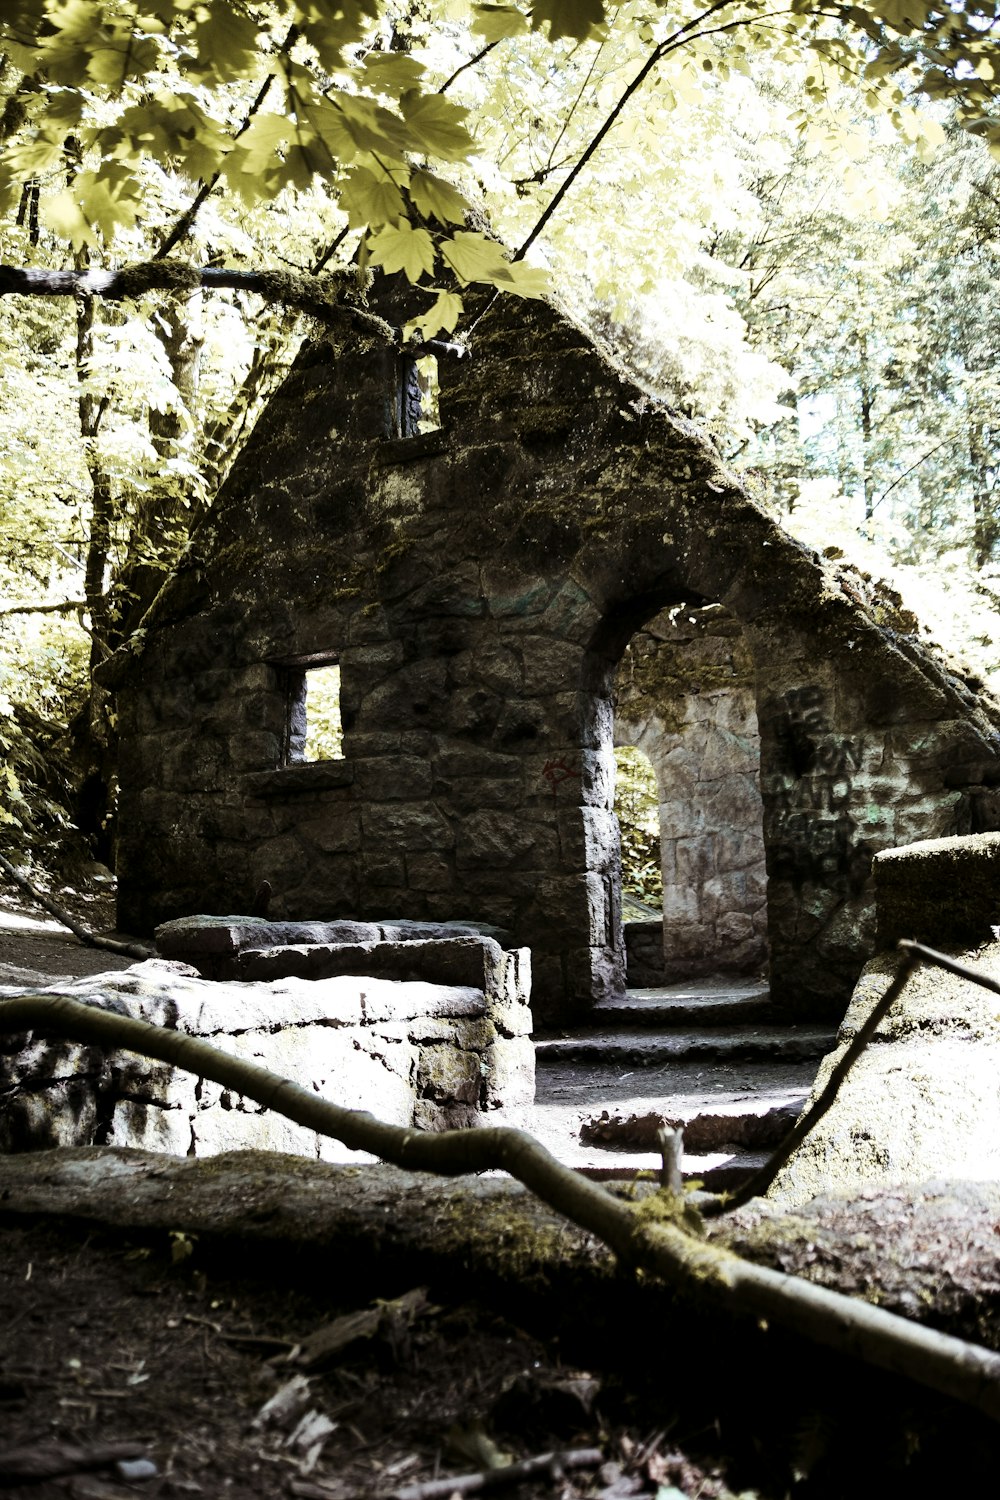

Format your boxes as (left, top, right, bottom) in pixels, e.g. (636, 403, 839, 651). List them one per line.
(285, 661, 345, 763)
(399, 354, 441, 437)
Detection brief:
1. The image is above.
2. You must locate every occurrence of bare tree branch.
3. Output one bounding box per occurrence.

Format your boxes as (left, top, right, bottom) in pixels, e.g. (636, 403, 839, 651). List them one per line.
(0, 598, 86, 618)
(703, 946, 919, 1218)
(0, 853, 153, 960)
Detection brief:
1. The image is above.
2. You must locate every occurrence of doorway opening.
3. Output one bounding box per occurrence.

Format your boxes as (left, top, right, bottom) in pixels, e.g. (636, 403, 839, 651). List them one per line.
(614, 745, 662, 916)
(612, 601, 767, 986)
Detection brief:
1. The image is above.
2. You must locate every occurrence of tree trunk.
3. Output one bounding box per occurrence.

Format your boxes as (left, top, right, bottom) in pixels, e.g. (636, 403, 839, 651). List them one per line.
(115, 284, 206, 637)
(858, 329, 876, 529)
(969, 416, 997, 570)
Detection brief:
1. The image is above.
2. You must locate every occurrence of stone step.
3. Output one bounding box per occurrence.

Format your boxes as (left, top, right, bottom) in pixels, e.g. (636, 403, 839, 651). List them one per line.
(598, 984, 777, 1029)
(533, 1024, 836, 1066)
(579, 1096, 800, 1154)
(570, 1149, 771, 1192)
(531, 1052, 814, 1185)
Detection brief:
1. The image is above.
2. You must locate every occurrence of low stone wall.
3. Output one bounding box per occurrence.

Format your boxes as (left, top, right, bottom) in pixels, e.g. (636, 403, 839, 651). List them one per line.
(1, 926, 534, 1160)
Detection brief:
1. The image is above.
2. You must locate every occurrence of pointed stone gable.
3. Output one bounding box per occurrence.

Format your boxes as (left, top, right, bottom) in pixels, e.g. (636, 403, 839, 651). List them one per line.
(106, 289, 1000, 1025)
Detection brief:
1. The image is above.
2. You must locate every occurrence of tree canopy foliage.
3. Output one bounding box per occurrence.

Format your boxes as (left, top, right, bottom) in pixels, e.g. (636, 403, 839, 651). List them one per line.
(0, 0, 998, 870)
(0, 0, 997, 332)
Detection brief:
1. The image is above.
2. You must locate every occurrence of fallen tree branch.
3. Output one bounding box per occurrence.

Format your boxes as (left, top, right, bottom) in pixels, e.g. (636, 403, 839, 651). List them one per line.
(396, 1447, 603, 1500)
(0, 1439, 147, 1484)
(3, 989, 1000, 1422)
(0, 853, 153, 961)
(0, 598, 86, 618)
(703, 947, 919, 1217)
(0, 263, 463, 358)
(899, 938, 1000, 996)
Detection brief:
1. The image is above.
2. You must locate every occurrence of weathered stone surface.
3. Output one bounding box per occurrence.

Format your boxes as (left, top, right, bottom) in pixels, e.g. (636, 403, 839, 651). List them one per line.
(875, 832, 1000, 948)
(0, 952, 535, 1156)
(156, 914, 510, 977)
(769, 939, 1000, 1207)
(108, 284, 1000, 1023)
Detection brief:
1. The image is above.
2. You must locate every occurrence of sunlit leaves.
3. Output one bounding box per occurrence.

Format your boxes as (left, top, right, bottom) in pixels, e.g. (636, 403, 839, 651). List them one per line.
(409, 168, 469, 224)
(404, 288, 466, 339)
(342, 163, 408, 227)
(191, 5, 261, 83)
(362, 53, 428, 96)
(42, 165, 139, 250)
(0, 0, 996, 321)
(367, 219, 437, 281)
(531, 0, 606, 41)
(109, 92, 232, 182)
(326, 93, 409, 159)
(868, 0, 933, 35)
(473, 4, 530, 40)
(439, 230, 548, 294)
(399, 92, 476, 160)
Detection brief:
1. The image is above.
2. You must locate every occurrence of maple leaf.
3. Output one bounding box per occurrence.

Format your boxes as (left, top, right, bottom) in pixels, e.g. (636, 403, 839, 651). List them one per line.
(473, 4, 530, 40)
(367, 220, 437, 283)
(409, 170, 468, 225)
(439, 231, 548, 297)
(342, 164, 407, 228)
(399, 92, 475, 161)
(531, 0, 605, 41)
(404, 289, 465, 341)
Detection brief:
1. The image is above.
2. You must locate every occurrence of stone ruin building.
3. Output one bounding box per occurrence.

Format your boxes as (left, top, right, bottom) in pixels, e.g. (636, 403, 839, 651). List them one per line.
(104, 284, 1000, 1029)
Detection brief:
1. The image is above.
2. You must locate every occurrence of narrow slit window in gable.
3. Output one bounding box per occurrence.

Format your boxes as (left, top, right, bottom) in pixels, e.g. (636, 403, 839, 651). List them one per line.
(398, 354, 440, 436)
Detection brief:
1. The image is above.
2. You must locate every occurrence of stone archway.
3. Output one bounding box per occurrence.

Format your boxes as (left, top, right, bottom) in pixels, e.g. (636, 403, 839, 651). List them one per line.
(613, 601, 767, 987)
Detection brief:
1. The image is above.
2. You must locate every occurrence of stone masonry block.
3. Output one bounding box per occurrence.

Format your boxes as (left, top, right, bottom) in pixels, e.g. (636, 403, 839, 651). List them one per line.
(875, 832, 1000, 949)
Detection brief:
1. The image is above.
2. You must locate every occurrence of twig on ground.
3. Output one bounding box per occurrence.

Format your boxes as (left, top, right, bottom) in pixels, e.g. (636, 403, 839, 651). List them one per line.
(394, 1446, 604, 1499)
(288, 1447, 604, 1500)
(0, 853, 154, 961)
(0, 1439, 148, 1483)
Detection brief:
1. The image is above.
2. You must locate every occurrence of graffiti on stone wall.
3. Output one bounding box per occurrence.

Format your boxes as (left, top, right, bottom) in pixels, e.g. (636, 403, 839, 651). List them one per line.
(769, 688, 873, 894)
(542, 756, 582, 796)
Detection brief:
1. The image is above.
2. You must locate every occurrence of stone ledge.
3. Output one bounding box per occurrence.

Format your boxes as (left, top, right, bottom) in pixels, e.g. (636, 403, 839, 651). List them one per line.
(0, 959, 535, 1158)
(874, 832, 1000, 948)
(156, 915, 513, 972)
(243, 762, 355, 796)
(376, 428, 449, 465)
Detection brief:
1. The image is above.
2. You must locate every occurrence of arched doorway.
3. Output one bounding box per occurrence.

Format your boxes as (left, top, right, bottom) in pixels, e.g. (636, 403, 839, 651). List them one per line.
(608, 600, 768, 990)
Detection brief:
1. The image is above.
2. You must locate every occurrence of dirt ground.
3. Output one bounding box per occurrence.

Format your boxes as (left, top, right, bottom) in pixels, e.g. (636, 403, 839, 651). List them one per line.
(0, 1211, 758, 1500)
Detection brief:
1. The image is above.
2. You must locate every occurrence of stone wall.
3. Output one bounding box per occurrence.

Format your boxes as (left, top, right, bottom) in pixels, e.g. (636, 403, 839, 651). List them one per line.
(615, 603, 766, 982)
(0, 930, 534, 1157)
(105, 285, 1000, 1025)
